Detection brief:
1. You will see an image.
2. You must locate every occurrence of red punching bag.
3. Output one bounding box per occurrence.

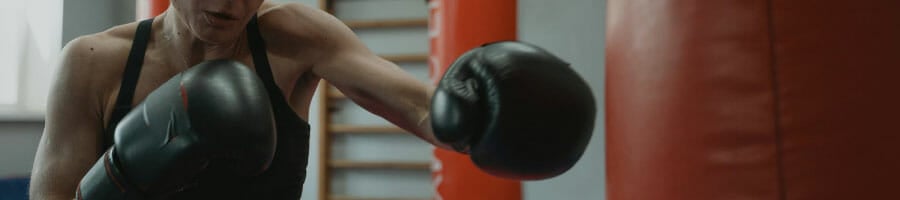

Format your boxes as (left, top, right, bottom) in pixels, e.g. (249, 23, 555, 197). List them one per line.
(137, 0, 169, 20)
(428, 0, 522, 200)
(606, 0, 900, 199)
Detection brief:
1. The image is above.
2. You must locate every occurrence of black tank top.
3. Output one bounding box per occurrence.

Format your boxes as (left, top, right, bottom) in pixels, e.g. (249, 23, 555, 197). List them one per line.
(104, 16, 311, 199)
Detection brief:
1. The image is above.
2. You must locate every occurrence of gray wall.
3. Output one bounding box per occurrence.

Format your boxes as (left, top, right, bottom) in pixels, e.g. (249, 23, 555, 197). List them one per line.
(62, 0, 135, 44)
(519, 0, 606, 199)
(0, 122, 43, 178)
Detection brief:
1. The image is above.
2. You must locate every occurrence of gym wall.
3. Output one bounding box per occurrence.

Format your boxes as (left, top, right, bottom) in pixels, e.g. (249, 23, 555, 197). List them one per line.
(0, 122, 42, 178)
(62, 0, 135, 45)
(1, 0, 138, 180)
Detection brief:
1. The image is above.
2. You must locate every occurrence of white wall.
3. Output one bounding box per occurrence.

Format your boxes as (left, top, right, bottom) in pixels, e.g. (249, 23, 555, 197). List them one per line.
(519, 0, 606, 199)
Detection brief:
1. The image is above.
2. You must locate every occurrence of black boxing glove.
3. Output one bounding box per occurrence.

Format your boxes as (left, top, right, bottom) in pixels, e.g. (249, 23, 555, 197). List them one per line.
(76, 60, 277, 199)
(430, 41, 596, 180)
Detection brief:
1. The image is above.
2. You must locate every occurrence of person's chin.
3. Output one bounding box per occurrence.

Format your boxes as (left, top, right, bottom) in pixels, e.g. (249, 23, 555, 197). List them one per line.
(195, 28, 242, 44)
(190, 19, 244, 43)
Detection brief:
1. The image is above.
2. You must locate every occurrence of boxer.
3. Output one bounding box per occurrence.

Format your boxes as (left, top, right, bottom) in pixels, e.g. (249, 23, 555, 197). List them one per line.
(29, 1, 595, 199)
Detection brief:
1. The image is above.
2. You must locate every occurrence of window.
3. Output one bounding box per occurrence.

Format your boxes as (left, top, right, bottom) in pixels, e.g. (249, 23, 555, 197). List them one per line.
(0, 0, 63, 115)
(0, 2, 25, 105)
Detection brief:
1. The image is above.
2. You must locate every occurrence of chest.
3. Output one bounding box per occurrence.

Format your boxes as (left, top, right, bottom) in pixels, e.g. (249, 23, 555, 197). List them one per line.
(100, 51, 316, 129)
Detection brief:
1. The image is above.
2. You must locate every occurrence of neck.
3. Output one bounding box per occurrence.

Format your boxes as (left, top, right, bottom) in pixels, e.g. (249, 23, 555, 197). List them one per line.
(159, 9, 247, 68)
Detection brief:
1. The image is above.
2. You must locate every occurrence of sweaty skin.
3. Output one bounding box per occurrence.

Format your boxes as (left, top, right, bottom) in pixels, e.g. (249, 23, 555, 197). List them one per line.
(30, 1, 449, 199)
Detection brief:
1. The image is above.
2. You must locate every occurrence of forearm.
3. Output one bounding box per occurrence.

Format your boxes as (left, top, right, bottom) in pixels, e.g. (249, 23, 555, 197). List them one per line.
(379, 85, 452, 150)
(315, 49, 452, 150)
(414, 114, 453, 150)
(350, 81, 452, 150)
(29, 172, 75, 200)
(30, 194, 75, 200)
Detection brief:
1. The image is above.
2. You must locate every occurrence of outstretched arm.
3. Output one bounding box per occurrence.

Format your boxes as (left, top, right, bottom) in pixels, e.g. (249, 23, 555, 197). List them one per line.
(274, 4, 451, 150)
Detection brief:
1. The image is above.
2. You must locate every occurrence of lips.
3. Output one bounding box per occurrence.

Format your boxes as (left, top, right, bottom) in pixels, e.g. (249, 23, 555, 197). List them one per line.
(202, 11, 240, 28)
(204, 11, 239, 21)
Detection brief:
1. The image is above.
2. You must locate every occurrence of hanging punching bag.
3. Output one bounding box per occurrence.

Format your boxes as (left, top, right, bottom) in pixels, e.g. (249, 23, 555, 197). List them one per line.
(606, 0, 900, 199)
(136, 0, 169, 20)
(428, 0, 522, 200)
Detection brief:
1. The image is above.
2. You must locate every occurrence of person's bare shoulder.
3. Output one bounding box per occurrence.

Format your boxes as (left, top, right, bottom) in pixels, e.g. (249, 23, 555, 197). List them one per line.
(59, 22, 140, 95)
(256, 2, 352, 59)
(31, 22, 146, 200)
(63, 21, 138, 70)
(53, 22, 144, 116)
